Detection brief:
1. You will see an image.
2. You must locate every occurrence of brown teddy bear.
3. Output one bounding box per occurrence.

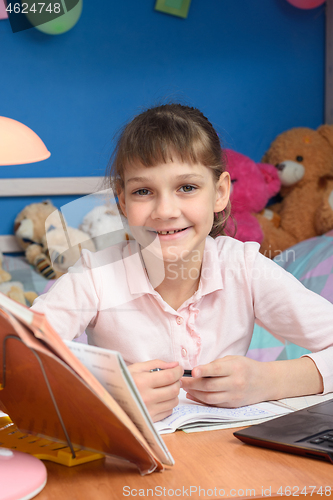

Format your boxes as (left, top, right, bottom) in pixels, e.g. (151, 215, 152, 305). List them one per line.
(14, 201, 60, 279)
(14, 201, 96, 279)
(256, 125, 333, 258)
(43, 225, 96, 276)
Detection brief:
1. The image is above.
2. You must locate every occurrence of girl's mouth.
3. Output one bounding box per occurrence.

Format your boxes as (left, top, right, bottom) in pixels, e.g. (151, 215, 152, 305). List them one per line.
(154, 227, 188, 235)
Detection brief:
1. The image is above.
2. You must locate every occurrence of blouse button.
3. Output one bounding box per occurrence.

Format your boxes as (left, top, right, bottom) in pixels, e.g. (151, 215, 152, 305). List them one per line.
(181, 348, 187, 357)
(176, 316, 183, 325)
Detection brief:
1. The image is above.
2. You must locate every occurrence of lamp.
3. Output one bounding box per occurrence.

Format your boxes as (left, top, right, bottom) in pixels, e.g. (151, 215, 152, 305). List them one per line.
(0, 116, 50, 498)
(0, 116, 50, 166)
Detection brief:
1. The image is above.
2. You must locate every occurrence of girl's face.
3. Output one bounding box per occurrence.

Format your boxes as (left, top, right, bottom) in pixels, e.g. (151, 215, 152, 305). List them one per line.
(118, 159, 230, 263)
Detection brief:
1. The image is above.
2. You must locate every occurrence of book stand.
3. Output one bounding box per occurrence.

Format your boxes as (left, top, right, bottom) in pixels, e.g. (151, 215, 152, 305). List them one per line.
(0, 334, 104, 467)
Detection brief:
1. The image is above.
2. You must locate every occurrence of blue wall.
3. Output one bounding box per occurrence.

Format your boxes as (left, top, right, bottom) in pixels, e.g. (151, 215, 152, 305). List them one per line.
(0, 0, 325, 236)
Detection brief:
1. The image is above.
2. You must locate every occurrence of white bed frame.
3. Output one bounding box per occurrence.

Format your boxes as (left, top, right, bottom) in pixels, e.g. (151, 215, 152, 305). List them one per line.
(0, 177, 105, 253)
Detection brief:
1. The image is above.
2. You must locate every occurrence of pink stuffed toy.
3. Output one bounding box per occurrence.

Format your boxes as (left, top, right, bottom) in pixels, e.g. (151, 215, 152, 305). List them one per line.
(224, 149, 281, 243)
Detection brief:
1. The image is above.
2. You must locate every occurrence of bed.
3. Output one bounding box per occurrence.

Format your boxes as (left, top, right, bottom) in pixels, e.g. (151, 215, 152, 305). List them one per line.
(247, 229, 333, 361)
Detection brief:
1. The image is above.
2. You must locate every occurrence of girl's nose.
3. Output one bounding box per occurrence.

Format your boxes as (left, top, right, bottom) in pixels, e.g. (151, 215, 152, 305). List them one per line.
(151, 195, 180, 220)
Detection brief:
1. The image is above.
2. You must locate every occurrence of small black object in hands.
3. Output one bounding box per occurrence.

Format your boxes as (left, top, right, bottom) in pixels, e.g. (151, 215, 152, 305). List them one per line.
(149, 368, 192, 377)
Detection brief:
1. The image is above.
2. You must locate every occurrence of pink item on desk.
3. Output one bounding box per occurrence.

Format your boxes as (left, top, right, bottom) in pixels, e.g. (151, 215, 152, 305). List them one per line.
(0, 448, 47, 500)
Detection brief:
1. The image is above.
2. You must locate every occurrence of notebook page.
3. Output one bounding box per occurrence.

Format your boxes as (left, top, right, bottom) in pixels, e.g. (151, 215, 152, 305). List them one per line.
(154, 389, 292, 434)
(64, 341, 173, 465)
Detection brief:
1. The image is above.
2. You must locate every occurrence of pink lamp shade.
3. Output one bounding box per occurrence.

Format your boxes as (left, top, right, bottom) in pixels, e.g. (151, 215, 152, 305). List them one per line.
(0, 1, 8, 20)
(0, 116, 50, 165)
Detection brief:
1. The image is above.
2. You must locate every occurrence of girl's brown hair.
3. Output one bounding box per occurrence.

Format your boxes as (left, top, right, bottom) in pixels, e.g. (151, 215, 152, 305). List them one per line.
(106, 103, 230, 237)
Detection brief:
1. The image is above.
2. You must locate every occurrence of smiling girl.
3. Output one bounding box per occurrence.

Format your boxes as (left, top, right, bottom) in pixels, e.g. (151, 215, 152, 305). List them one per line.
(31, 104, 333, 422)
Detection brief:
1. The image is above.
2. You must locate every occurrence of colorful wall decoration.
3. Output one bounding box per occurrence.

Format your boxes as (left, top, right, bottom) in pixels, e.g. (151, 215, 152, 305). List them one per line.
(286, 0, 325, 8)
(0, 0, 8, 20)
(155, 0, 191, 19)
(32, 0, 82, 35)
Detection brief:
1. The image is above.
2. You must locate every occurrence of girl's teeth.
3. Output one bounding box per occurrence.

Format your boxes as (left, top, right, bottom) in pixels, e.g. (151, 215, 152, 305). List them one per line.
(157, 229, 184, 235)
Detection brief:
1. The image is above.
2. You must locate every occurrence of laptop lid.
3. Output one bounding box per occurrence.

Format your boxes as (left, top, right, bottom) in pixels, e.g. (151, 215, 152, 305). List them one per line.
(234, 399, 333, 464)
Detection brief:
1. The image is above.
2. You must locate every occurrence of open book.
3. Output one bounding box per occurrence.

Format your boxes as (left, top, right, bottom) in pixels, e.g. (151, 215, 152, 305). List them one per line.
(154, 389, 294, 434)
(0, 292, 173, 475)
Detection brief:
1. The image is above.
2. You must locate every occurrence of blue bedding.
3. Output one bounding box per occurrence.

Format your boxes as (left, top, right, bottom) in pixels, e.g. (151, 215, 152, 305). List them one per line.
(247, 230, 333, 361)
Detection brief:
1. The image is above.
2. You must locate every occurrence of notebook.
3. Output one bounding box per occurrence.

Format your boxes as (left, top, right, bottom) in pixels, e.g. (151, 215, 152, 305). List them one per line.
(154, 388, 293, 434)
(234, 399, 333, 464)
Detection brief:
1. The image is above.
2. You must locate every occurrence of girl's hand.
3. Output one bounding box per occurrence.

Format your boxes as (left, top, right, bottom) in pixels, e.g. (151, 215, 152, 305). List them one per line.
(181, 355, 324, 408)
(128, 359, 184, 422)
(181, 356, 267, 408)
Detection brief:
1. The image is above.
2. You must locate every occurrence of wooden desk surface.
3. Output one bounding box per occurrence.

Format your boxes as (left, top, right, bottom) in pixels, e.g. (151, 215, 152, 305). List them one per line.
(36, 428, 333, 500)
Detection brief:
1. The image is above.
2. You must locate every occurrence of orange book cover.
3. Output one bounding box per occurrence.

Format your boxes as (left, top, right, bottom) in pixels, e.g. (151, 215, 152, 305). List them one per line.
(0, 293, 167, 475)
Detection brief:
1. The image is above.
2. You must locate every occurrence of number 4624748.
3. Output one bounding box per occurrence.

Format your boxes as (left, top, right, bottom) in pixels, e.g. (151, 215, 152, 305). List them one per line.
(6, 3, 62, 14)
(276, 485, 332, 496)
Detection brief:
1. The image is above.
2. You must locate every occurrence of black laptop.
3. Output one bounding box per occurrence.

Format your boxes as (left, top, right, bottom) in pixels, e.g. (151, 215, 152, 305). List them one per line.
(234, 399, 333, 464)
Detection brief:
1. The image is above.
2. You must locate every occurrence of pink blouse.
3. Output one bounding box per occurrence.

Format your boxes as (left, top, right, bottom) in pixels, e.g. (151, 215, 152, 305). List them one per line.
(31, 236, 333, 393)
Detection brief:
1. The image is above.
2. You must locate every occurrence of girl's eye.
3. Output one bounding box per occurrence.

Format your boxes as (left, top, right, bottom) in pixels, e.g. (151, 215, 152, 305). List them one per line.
(180, 185, 196, 193)
(134, 189, 151, 196)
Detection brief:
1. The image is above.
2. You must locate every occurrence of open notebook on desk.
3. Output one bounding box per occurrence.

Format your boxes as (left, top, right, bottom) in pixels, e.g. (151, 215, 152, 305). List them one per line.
(154, 389, 294, 434)
(154, 391, 333, 435)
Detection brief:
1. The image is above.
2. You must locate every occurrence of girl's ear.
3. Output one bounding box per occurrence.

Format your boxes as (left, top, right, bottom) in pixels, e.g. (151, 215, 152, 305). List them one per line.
(117, 188, 127, 218)
(214, 172, 230, 212)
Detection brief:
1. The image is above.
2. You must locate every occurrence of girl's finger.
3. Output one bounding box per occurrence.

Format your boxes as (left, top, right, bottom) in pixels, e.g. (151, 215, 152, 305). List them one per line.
(151, 396, 180, 422)
(129, 359, 179, 375)
(148, 359, 180, 371)
(181, 375, 224, 392)
(192, 358, 233, 378)
(185, 389, 227, 406)
(145, 379, 181, 405)
(152, 366, 184, 389)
